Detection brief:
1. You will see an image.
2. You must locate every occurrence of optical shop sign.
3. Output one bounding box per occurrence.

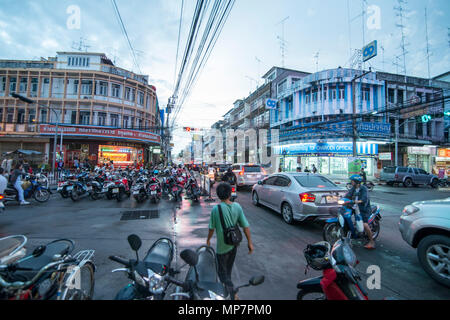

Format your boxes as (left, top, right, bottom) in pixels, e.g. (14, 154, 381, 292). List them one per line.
(39, 125, 160, 143)
(275, 142, 377, 156)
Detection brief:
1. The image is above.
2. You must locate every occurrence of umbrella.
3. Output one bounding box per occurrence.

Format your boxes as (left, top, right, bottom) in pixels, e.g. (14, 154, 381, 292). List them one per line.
(2, 149, 42, 156)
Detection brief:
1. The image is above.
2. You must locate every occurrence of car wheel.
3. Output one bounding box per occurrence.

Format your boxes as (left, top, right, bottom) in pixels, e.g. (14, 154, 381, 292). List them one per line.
(417, 235, 450, 288)
(430, 179, 439, 189)
(281, 203, 294, 224)
(252, 191, 260, 206)
(403, 178, 413, 188)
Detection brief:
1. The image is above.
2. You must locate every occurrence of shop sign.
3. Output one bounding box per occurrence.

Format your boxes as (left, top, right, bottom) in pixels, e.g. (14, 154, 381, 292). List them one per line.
(39, 125, 160, 143)
(438, 148, 450, 158)
(407, 146, 435, 155)
(379, 152, 392, 161)
(275, 142, 378, 156)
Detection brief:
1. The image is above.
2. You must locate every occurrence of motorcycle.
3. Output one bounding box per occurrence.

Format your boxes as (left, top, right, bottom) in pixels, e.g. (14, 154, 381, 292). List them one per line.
(0, 194, 5, 213)
(70, 172, 92, 202)
(168, 176, 183, 202)
(109, 234, 175, 300)
(168, 246, 265, 300)
(56, 173, 76, 199)
(185, 175, 201, 202)
(147, 177, 162, 204)
(323, 198, 381, 245)
(132, 176, 149, 203)
(0, 235, 95, 300)
(297, 234, 368, 300)
(3, 175, 50, 204)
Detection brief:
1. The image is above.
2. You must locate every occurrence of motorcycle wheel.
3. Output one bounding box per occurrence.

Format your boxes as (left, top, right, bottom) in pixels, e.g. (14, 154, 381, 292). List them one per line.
(70, 186, 80, 202)
(323, 222, 343, 245)
(369, 218, 380, 240)
(34, 189, 50, 203)
(90, 191, 100, 200)
(116, 189, 123, 202)
(61, 262, 95, 300)
(366, 183, 374, 192)
(297, 289, 326, 300)
(60, 190, 69, 199)
(106, 192, 113, 200)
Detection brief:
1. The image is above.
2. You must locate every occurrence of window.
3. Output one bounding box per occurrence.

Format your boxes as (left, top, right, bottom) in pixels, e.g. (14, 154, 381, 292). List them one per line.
(73, 80, 79, 94)
(19, 78, 27, 93)
(418, 169, 428, 175)
(31, 78, 38, 96)
(323, 89, 327, 101)
(294, 175, 337, 188)
(123, 116, 129, 128)
(98, 112, 106, 126)
(71, 111, 77, 124)
(17, 109, 25, 124)
(40, 109, 48, 123)
(264, 176, 278, 185)
(6, 108, 14, 123)
(80, 112, 90, 125)
(138, 91, 144, 105)
(81, 80, 92, 95)
(305, 92, 310, 104)
(274, 176, 291, 187)
(243, 165, 262, 173)
(28, 110, 36, 123)
(339, 87, 345, 100)
(9, 77, 16, 93)
(0, 77, 6, 92)
(110, 114, 119, 127)
(362, 89, 370, 101)
(111, 84, 121, 98)
(98, 81, 108, 96)
(312, 90, 317, 103)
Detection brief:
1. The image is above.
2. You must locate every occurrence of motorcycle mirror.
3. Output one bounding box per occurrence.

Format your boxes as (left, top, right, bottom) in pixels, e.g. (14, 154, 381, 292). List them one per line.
(180, 249, 198, 266)
(32, 245, 46, 257)
(249, 275, 265, 286)
(127, 234, 142, 252)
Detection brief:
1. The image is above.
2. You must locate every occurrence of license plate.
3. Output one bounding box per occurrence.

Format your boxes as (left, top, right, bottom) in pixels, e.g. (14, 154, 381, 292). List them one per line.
(86, 186, 92, 191)
(112, 188, 119, 193)
(67, 186, 73, 191)
(151, 191, 156, 195)
(102, 188, 108, 193)
(133, 191, 139, 195)
(326, 196, 339, 203)
(232, 192, 236, 197)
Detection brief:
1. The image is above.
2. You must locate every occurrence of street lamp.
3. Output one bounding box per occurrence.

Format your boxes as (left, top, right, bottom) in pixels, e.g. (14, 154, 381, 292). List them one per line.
(12, 93, 60, 177)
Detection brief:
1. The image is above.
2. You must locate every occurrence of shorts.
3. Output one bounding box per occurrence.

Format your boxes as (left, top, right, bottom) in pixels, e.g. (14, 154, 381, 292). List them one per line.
(360, 210, 370, 223)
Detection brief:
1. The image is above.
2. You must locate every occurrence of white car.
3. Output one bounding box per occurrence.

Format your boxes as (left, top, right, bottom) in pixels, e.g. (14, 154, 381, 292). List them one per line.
(231, 164, 267, 190)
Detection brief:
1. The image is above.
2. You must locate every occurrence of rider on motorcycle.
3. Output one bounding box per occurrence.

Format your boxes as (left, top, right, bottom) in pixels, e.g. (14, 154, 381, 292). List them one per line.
(345, 175, 375, 250)
(222, 168, 236, 185)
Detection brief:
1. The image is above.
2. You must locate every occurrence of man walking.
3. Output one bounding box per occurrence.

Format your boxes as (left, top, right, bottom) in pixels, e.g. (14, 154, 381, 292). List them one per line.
(206, 183, 254, 299)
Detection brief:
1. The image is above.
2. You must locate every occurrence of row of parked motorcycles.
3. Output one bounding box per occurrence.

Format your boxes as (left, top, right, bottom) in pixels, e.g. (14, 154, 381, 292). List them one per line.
(0, 233, 263, 300)
(56, 168, 202, 204)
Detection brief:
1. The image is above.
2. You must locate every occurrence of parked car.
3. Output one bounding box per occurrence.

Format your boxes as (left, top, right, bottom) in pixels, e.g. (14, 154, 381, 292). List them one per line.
(399, 198, 450, 287)
(232, 164, 268, 190)
(380, 166, 439, 188)
(252, 173, 347, 224)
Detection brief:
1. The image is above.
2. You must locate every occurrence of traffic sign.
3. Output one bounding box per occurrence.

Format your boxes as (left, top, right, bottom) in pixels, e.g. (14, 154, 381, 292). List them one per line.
(362, 40, 377, 62)
(265, 98, 278, 109)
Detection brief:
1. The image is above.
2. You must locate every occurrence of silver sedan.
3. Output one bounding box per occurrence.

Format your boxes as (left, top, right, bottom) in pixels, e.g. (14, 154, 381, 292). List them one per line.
(251, 173, 347, 224)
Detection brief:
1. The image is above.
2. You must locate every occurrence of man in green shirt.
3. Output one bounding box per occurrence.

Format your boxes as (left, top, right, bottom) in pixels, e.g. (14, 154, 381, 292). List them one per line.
(207, 183, 254, 299)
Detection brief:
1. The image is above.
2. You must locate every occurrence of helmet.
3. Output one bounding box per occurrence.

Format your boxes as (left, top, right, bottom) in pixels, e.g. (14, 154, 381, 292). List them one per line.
(304, 241, 331, 270)
(154, 170, 159, 175)
(349, 174, 362, 183)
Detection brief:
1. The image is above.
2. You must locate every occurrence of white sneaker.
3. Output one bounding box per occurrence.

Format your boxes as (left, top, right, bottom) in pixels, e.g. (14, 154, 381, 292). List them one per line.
(20, 201, 30, 205)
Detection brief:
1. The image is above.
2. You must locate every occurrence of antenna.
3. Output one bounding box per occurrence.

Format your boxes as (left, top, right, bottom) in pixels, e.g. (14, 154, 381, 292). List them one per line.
(380, 45, 385, 71)
(314, 52, 319, 72)
(394, 0, 409, 81)
(245, 75, 258, 93)
(255, 56, 262, 86)
(276, 16, 289, 67)
(71, 37, 91, 52)
(424, 7, 431, 81)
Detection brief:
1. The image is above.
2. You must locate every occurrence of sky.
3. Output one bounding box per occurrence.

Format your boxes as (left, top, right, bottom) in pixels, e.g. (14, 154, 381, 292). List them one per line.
(0, 0, 449, 155)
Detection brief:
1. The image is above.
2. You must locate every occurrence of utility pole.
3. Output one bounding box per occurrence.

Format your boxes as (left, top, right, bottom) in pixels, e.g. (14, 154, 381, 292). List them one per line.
(352, 69, 372, 157)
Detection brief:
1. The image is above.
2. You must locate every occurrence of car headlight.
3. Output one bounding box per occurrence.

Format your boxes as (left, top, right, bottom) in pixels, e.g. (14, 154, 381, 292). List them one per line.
(402, 205, 420, 216)
(147, 269, 165, 295)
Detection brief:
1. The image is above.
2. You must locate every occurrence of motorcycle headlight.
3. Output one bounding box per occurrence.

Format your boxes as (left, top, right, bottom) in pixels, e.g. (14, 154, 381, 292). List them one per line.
(147, 269, 165, 295)
(134, 270, 147, 288)
(204, 290, 225, 300)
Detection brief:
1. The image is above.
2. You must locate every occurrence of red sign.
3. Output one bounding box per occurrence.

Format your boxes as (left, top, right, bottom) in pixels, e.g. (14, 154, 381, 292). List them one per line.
(39, 125, 160, 144)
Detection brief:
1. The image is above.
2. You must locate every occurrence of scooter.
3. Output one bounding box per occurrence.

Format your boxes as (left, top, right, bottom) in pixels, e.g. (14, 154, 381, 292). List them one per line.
(346, 181, 374, 192)
(168, 246, 265, 300)
(3, 175, 50, 204)
(147, 177, 162, 204)
(297, 234, 368, 300)
(185, 175, 201, 202)
(132, 176, 148, 203)
(323, 197, 381, 246)
(109, 234, 175, 300)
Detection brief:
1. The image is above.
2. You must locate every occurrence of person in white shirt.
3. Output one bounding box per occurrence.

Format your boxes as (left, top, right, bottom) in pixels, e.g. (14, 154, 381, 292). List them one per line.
(0, 168, 7, 195)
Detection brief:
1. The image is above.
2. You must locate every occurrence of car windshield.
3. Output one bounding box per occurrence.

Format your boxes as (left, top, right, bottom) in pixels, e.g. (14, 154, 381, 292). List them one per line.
(294, 175, 337, 188)
(244, 166, 261, 173)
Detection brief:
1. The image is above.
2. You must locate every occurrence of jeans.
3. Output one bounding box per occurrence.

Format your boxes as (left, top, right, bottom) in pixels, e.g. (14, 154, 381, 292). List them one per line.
(216, 246, 237, 298)
(14, 180, 24, 202)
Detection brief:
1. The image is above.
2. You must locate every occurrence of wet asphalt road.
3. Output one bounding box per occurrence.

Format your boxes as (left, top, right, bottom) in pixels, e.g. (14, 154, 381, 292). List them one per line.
(0, 182, 449, 300)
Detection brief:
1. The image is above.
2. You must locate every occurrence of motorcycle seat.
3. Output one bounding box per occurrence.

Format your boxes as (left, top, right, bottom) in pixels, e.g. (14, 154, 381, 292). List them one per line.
(10, 242, 72, 281)
(144, 240, 173, 269)
(186, 248, 217, 283)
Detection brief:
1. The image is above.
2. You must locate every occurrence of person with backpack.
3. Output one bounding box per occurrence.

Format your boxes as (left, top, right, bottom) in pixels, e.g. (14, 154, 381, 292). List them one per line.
(312, 164, 317, 174)
(206, 183, 254, 299)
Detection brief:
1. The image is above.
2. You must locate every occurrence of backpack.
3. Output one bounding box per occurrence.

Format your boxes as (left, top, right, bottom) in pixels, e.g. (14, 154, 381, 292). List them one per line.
(217, 204, 242, 246)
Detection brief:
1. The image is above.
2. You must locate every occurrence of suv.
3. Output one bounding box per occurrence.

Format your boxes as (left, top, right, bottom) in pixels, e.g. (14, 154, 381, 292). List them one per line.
(232, 164, 267, 190)
(380, 166, 439, 188)
(399, 198, 450, 287)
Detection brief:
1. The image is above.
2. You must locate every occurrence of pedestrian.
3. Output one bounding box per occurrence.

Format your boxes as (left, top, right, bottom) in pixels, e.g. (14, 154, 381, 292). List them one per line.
(74, 158, 79, 170)
(11, 163, 30, 205)
(360, 167, 367, 184)
(296, 166, 302, 173)
(0, 168, 7, 195)
(206, 182, 254, 300)
(312, 164, 317, 174)
(304, 166, 310, 173)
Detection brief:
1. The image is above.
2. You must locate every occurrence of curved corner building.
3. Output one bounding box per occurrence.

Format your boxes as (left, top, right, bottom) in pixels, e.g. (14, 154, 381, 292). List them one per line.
(0, 51, 161, 168)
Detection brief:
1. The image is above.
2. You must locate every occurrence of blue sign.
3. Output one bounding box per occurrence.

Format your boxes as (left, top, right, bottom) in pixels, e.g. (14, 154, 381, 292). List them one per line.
(265, 98, 278, 109)
(275, 142, 378, 156)
(357, 122, 390, 137)
(363, 40, 377, 62)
